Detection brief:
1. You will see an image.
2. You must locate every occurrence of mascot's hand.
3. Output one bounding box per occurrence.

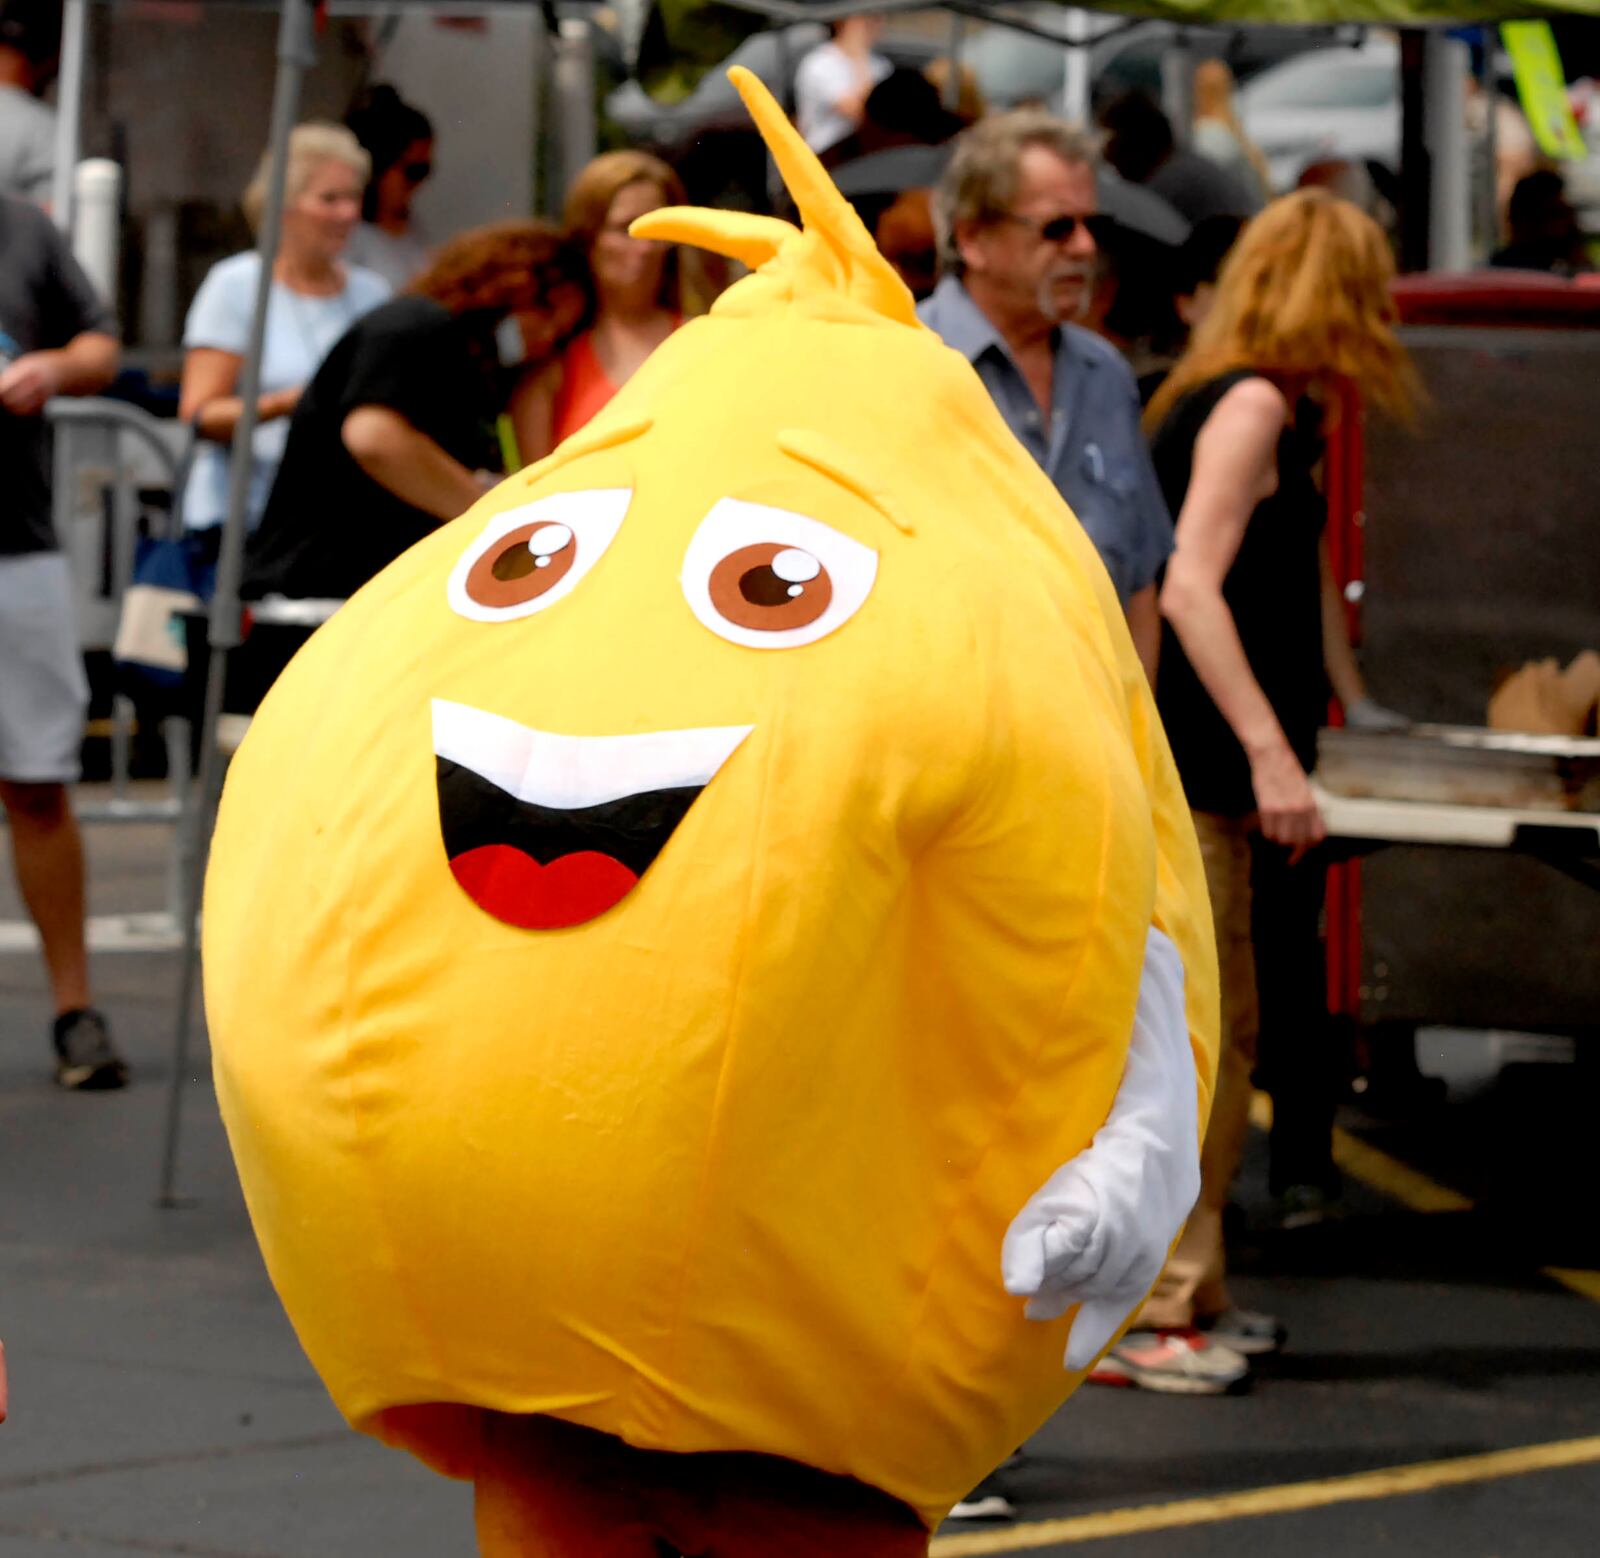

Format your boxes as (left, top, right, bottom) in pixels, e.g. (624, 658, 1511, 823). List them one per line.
(1000, 927, 1200, 1371)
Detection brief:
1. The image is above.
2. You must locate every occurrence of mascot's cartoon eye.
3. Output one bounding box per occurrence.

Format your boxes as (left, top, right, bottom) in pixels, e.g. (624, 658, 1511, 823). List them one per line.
(710, 544, 833, 631)
(467, 522, 575, 607)
(683, 499, 877, 650)
(447, 489, 631, 623)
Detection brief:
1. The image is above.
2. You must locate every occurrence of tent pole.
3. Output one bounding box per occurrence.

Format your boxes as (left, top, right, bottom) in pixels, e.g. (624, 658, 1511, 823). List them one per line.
(552, 13, 597, 204)
(50, 0, 89, 234)
(157, 0, 319, 1210)
(1424, 31, 1471, 271)
(1061, 8, 1090, 128)
(1164, 29, 1195, 150)
(1398, 28, 1431, 273)
(941, 13, 964, 112)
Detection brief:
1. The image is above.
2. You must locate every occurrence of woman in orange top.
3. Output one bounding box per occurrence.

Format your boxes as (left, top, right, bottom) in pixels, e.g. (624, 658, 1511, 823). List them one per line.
(550, 151, 707, 446)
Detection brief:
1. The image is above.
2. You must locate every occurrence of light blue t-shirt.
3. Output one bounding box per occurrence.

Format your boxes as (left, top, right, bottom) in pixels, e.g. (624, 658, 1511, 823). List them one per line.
(180, 251, 390, 532)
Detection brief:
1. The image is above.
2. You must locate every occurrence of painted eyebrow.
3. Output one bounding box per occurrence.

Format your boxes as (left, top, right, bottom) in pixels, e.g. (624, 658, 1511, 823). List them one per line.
(776, 428, 915, 538)
(518, 415, 654, 487)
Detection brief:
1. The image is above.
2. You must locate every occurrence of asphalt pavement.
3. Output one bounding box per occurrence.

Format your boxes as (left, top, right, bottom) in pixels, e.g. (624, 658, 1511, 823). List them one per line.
(2, 791, 1597, 1556)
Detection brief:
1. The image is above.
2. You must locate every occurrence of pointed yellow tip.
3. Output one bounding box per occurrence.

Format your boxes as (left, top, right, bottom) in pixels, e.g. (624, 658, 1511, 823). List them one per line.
(631, 207, 798, 272)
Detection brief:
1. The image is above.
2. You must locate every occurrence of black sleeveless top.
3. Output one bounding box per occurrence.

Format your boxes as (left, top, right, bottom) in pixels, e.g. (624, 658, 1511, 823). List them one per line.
(1152, 372, 1328, 818)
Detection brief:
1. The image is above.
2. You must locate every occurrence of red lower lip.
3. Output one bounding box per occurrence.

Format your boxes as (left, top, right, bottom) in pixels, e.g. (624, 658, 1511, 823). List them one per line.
(448, 844, 639, 930)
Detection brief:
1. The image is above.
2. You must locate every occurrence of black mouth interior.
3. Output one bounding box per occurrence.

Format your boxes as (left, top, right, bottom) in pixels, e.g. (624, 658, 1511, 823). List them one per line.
(436, 759, 703, 875)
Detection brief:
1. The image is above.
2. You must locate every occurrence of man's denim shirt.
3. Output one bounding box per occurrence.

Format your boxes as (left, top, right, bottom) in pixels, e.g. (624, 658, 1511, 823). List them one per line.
(918, 275, 1174, 604)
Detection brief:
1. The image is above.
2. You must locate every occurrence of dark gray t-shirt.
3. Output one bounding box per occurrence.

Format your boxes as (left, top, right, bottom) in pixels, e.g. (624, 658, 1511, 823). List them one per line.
(0, 196, 117, 555)
(0, 84, 56, 206)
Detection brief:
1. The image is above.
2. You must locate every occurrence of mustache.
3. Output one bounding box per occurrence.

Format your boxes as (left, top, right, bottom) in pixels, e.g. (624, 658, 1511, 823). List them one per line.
(1037, 262, 1095, 323)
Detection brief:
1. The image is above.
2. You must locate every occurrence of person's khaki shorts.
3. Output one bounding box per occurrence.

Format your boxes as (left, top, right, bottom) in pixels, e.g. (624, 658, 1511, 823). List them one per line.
(0, 551, 89, 784)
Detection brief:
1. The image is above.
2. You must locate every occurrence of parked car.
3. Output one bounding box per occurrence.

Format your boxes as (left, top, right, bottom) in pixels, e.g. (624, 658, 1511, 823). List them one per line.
(607, 9, 1356, 154)
(1237, 35, 1600, 238)
(605, 22, 940, 154)
(960, 9, 1357, 118)
(1236, 37, 1401, 192)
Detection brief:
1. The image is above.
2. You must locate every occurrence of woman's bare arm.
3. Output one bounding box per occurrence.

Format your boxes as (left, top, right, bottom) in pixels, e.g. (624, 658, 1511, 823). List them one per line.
(1159, 377, 1325, 855)
(505, 359, 562, 469)
(179, 347, 301, 443)
(342, 405, 487, 521)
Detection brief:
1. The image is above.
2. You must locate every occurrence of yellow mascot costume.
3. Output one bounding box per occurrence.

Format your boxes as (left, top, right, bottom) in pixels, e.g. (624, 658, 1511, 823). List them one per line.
(205, 69, 1218, 1552)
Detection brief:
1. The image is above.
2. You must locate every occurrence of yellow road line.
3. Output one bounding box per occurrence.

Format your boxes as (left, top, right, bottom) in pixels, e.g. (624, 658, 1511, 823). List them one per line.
(1253, 1092, 1600, 1301)
(1545, 1267, 1600, 1302)
(1329, 1127, 1473, 1213)
(1250, 1090, 1472, 1212)
(928, 1435, 1600, 1555)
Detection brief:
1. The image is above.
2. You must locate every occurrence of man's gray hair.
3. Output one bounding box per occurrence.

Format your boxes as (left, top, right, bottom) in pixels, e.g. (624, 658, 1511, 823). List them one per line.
(932, 110, 1097, 275)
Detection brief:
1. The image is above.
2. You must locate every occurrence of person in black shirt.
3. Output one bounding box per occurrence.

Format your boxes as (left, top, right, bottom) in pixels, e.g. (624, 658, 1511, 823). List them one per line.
(1090, 190, 1416, 1395)
(244, 220, 589, 606)
(1097, 90, 1258, 227)
(1489, 169, 1594, 277)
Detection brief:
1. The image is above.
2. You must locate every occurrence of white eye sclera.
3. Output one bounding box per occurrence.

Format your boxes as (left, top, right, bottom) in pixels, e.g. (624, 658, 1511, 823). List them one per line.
(447, 491, 630, 623)
(681, 499, 878, 651)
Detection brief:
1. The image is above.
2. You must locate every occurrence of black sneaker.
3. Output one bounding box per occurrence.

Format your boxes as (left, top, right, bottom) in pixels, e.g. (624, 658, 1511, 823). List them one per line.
(52, 1008, 129, 1091)
(1272, 1183, 1344, 1231)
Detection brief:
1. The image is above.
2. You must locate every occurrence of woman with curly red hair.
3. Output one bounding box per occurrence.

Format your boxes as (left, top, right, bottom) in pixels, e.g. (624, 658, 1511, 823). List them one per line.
(243, 220, 589, 605)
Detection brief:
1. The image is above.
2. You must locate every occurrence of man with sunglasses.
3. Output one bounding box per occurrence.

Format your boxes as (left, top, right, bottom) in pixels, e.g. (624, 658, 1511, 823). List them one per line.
(922, 110, 1172, 680)
(921, 110, 1179, 1524)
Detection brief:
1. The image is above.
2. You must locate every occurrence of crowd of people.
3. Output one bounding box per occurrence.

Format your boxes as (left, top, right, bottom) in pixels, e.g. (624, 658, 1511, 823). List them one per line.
(0, 7, 1595, 1540)
(0, 55, 729, 1088)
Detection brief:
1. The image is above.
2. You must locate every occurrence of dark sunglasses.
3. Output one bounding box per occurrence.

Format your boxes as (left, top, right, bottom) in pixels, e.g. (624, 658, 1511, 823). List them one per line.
(996, 211, 1105, 244)
(399, 160, 433, 184)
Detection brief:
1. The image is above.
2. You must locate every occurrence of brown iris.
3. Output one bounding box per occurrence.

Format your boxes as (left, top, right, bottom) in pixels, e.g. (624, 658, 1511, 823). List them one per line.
(465, 522, 576, 610)
(708, 543, 833, 632)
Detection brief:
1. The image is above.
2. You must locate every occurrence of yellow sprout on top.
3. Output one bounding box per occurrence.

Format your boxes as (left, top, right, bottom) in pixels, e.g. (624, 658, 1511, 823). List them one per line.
(630, 67, 918, 328)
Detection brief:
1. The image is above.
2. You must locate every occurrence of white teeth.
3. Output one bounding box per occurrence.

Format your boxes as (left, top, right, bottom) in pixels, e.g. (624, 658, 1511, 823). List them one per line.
(431, 699, 753, 811)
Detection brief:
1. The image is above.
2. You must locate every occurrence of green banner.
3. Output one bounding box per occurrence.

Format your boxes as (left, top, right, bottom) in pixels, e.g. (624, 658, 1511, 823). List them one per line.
(1502, 20, 1587, 159)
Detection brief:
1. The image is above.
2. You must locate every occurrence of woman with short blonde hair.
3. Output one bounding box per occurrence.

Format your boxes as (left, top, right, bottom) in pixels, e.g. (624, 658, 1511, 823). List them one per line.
(242, 221, 589, 612)
(1098, 190, 1415, 1392)
(178, 121, 388, 548)
(241, 122, 371, 234)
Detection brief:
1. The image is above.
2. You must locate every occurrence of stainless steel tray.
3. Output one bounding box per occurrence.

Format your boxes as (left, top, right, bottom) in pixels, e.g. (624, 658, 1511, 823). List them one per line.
(1315, 724, 1600, 813)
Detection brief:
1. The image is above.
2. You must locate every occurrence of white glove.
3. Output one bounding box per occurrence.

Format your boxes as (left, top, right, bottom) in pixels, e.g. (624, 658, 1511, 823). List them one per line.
(1344, 696, 1411, 733)
(1000, 926, 1200, 1371)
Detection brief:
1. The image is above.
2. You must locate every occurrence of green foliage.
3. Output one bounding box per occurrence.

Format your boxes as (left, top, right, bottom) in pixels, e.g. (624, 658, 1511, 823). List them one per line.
(635, 0, 765, 101)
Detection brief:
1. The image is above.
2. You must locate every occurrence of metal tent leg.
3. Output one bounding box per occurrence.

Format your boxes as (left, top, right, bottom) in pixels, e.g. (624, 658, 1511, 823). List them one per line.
(158, 0, 318, 1208)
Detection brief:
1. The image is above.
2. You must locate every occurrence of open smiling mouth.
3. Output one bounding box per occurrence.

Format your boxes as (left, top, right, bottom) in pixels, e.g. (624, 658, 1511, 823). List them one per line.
(432, 700, 753, 931)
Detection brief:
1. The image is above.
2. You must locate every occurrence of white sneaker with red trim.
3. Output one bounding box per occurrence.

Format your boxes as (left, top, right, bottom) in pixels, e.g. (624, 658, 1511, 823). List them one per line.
(1088, 1329, 1251, 1395)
